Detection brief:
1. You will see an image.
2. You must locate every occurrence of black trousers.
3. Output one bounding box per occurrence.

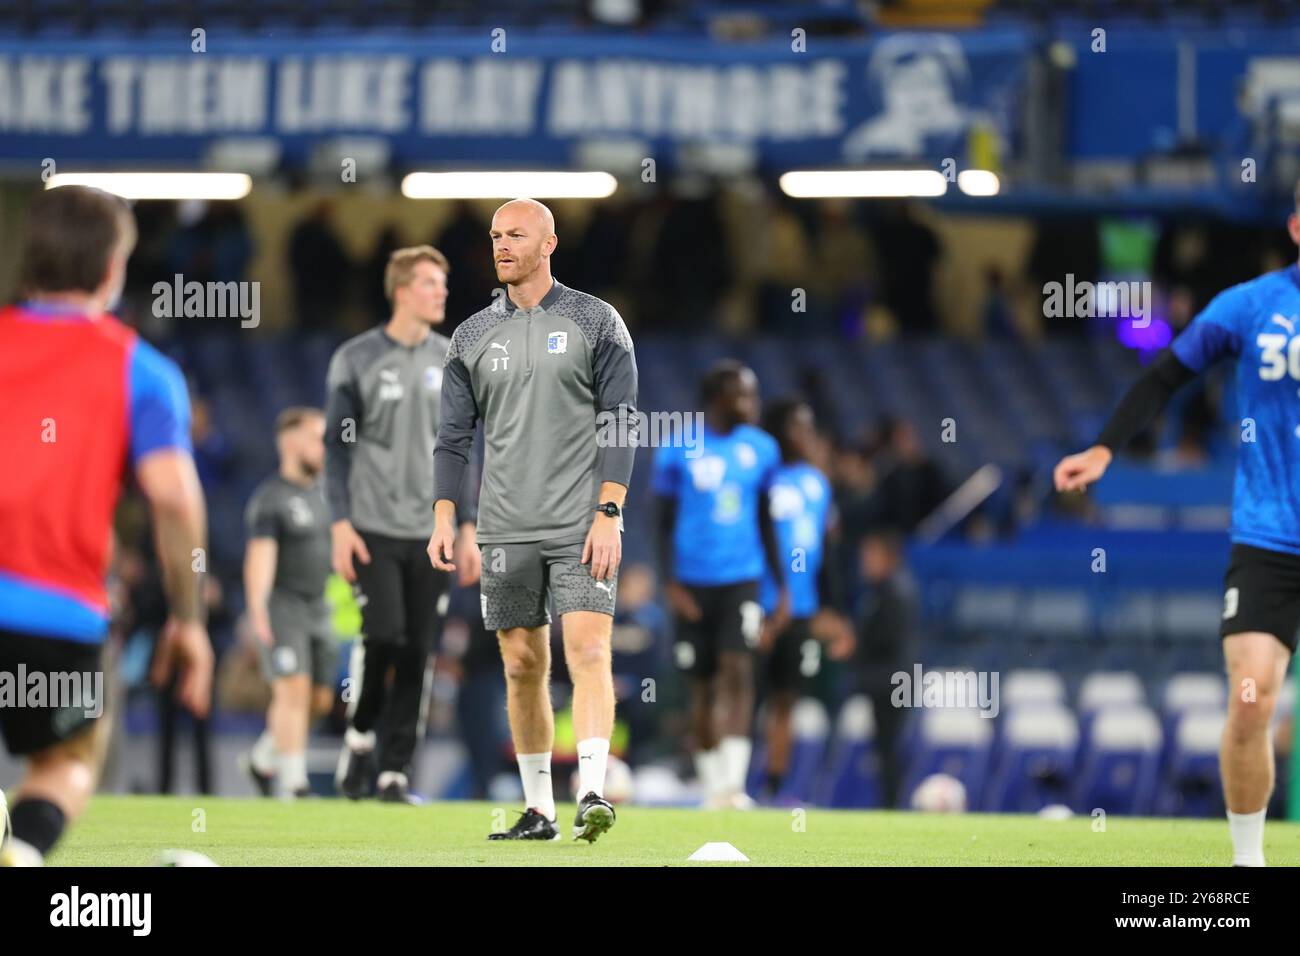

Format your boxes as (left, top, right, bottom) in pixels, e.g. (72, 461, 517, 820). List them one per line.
(860, 680, 907, 809)
(350, 531, 450, 774)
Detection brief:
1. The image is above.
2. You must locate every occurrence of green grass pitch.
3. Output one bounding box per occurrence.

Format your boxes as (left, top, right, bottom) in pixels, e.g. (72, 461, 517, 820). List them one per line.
(43, 796, 1300, 866)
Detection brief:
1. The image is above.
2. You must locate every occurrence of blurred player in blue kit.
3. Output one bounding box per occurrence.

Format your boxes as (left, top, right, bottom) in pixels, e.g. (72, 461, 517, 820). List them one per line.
(653, 361, 788, 808)
(756, 398, 854, 801)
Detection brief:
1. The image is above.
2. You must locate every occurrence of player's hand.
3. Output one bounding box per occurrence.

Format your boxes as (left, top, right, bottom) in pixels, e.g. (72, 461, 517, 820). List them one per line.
(151, 617, 214, 719)
(247, 610, 274, 648)
(768, 587, 792, 639)
(427, 522, 457, 573)
(665, 582, 703, 622)
(813, 609, 856, 660)
(331, 520, 371, 583)
(1053, 444, 1113, 493)
(583, 513, 622, 581)
(454, 522, 481, 586)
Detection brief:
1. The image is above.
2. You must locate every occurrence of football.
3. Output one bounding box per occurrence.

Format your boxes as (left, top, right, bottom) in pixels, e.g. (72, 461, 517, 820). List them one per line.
(911, 774, 968, 813)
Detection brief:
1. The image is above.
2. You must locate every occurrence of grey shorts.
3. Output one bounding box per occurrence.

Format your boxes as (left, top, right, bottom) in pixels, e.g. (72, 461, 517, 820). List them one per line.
(261, 590, 338, 686)
(478, 537, 618, 631)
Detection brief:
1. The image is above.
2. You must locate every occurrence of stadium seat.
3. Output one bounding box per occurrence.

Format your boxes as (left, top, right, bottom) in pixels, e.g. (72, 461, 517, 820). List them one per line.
(775, 699, 833, 805)
(1160, 593, 1227, 642)
(899, 708, 994, 810)
(1156, 709, 1225, 817)
(1076, 671, 1147, 762)
(1072, 706, 1163, 815)
(1001, 669, 1067, 710)
(1160, 672, 1225, 749)
(1078, 671, 1145, 712)
(1097, 590, 1160, 643)
(983, 704, 1078, 813)
(951, 586, 1022, 638)
(1022, 589, 1092, 640)
(815, 696, 882, 809)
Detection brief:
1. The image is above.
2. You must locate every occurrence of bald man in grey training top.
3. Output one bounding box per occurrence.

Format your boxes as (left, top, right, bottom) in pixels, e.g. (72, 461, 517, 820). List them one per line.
(429, 199, 639, 843)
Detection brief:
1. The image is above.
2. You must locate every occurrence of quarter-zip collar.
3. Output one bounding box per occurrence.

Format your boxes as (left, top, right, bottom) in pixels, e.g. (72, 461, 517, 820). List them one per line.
(502, 279, 565, 314)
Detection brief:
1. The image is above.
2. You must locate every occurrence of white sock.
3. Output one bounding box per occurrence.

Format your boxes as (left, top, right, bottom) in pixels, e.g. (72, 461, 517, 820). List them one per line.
(576, 737, 610, 799)
(278, 752, 308, 796)
(695, 749, 723, 799)
(377, 771, 408, 790)
(345, 727, 376, 753)
(1228, 807, 1267, 866)
(720, 736, 753, 796)
(251, 730, 276, 774)
(517, 752, 555, 821)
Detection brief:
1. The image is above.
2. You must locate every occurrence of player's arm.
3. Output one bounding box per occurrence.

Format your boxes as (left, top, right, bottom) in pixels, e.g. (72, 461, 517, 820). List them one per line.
(650, 447, 701, 621)
(1055, 288, 1244, 492)
(136, 448, 213, 717)
(655, 493, 701, 622)
(584, 480, 627, 581)
(129, 342, 214, 718)
(324, 349, 371, 582)
(585, 308, 639, 581)
(242, 490, 279, 648)
(1055, 349, 1198, 491)
(431, 350, 481, 572)
(756, 496, 791, 640)
(758, 493, 785, 589)
(758, 455, 790, 633)
(812, 520, 854, 659)
(137, 451, 207, 626)
(451, 430, 484, 586)
(243, 539, 277, 647)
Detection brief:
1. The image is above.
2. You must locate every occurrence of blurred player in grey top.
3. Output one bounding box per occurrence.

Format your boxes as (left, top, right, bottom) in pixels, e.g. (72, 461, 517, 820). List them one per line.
(325, 246, 480, 803)
(430, 199, 638, 842)
(241, 407, 337, 798)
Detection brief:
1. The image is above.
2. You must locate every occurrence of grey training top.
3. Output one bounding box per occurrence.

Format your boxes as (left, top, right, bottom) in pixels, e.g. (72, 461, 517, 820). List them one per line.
(324, 325, 459, 540)
(244, 475, 332, 599)
(434, 279, 639, 544)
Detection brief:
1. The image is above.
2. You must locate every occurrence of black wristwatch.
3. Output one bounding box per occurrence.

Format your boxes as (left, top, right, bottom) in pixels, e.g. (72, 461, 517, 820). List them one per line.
(595, 501, 622, 518)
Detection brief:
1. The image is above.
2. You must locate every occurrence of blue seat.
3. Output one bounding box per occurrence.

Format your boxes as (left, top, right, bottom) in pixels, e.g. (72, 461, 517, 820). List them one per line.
(900, 708, 994, 809)
(815, 696, 881, 809)
(1155, 709, 1224, 817)
(983, 705, 1077, 813)
(1159, 673, 1225, 766)
(1076, 671, 1146, 761)
(775, 699, 832, 804)
(1072, 706, 1162, 815)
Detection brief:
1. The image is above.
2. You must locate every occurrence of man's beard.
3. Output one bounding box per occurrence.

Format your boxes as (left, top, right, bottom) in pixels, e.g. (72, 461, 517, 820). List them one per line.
(300, 458, 322, 478)
(506, 251, 540, 282)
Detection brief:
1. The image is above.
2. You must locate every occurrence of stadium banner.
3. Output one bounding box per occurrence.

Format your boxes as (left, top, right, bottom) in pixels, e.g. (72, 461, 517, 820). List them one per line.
(0, 31, 1029, 170)
(1062, 26, 1300, 162)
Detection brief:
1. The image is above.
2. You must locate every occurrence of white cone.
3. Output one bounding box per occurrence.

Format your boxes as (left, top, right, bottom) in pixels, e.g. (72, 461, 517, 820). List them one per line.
(688, 841, 750, 862)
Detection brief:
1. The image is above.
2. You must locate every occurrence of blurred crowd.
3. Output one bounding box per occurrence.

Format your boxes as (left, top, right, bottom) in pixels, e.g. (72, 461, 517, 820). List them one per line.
(116, 187, 1297, 349)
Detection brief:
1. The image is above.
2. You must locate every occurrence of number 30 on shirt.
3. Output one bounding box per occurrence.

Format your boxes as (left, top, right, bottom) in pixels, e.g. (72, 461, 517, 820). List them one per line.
(1256, 333, 1300, 381)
